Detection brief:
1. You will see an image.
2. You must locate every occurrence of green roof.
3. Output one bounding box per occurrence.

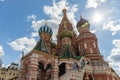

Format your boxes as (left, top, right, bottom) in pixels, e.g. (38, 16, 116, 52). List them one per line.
(59, 29, 72, 39)
(34, 38, 48, 53)
(60, 45, 81, 60)
(11, 63, 19, 66)
(73, 56, 82, 60)
(61, 45, 73, 58)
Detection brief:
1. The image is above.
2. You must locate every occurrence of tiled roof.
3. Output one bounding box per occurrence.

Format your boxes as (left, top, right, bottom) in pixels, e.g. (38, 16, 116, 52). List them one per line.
(60, 45, 81, 60)
(34, 38, 48, 53)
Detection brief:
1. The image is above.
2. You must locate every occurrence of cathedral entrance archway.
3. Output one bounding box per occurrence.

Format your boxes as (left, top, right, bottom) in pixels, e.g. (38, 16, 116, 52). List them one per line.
(37, 62, 45, 80)
(37, 62, 52, 80)
(58, 63, 66, 77)
(45, 64, 52, 80)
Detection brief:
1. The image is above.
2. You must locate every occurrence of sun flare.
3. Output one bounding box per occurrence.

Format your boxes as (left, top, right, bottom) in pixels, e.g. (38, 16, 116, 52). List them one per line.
(93, 13, 103, 23)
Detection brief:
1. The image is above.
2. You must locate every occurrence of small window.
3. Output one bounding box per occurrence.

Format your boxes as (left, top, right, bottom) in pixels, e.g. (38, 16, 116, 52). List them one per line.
(78, 46, 80, 51)
(93, 62, 96, 66)
(84, 43, 87, 48)
(72, 62, 79, 71)
(90, 48, 93, 53)
(93, 42, 96, 48)
(13, 73, 15, 76)
(9, 73, 12, 76)
(80, 60, 85, 69)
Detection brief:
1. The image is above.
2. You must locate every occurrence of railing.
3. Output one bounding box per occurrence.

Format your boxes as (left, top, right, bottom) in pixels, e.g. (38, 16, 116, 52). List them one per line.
(93, 66, 112, 73)
(85, 65, 93, 71)
(60, 70, 82, 80)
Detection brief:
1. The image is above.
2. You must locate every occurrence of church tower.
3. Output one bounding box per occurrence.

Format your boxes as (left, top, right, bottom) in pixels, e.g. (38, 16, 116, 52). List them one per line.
(19, 22, 59, 80)
(76, 16, 103, 61)
(57, 8, 77, 56)
(38, 22, 53, 53)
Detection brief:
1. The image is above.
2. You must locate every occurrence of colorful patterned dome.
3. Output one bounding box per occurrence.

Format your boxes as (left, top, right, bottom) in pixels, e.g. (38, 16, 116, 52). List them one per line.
(59, 29, 72, 39)
(77, 17, 90, 28)
(38, 24, 53, 36)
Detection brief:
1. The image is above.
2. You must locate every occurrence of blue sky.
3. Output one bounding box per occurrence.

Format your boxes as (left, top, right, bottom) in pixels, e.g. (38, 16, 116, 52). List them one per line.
(0, 0, 120, 75)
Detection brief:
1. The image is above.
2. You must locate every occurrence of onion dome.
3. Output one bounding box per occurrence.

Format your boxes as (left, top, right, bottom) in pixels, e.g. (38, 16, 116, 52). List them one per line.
(38, 24, 53, 36)
(59, 29, 72, 39)
(77, 16, 90, 28)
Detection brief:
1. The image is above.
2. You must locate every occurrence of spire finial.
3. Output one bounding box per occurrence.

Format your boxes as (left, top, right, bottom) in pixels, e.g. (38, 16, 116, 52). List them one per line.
(63, 7, 67, 10)
(80, 13, 82, 19)
(63, 7, 67, 14)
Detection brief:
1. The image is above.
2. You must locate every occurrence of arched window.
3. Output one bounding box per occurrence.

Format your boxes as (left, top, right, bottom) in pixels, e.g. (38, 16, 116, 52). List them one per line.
(86, 60, 90, 65)
(84, 43, 87, 48)
(37, 62, 45, 80)
(80, 60, 85, 69)
(45, 64, 52, 80)
(72, 62, 79, 71)
(93, 42, 96, 48)
(38, 62, 44, 71)
(62, 37, 71, 45)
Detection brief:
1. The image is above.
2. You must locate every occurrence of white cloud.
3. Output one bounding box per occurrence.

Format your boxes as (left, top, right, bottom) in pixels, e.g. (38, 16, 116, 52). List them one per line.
(8, 0, 78, 54)
(43, 0, 78, 26)
(103, 20, 120, 35)
(86, 0, 107, 8)
(31, 20, 44, 37)
(8, 37, 36, 53)
(31, 0, 78, 40)
(0, 45, 4, 57)
(27, 14, 37, 21)
(108, 39, 120, 75)
(90, 29, 96, 33)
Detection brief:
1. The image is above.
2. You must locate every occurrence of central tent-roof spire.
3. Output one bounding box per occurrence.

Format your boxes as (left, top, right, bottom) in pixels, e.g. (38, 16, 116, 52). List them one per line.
(62, 7, 67, 16)
(61, 8, 69, 22)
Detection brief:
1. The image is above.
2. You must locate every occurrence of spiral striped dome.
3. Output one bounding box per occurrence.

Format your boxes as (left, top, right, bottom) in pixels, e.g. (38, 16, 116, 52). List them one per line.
(38, 24, 53, 36)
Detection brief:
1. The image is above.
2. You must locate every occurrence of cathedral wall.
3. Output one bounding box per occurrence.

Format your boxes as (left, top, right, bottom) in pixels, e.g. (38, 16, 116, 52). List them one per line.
(93, 74, 119, 80)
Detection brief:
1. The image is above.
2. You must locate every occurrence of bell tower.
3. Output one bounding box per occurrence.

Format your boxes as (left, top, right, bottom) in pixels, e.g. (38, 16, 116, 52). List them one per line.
(19, 22, 59, 80)
(76, 16, 103, 60)
(57, 8, 77, 56)
(38, 22, 53, 53)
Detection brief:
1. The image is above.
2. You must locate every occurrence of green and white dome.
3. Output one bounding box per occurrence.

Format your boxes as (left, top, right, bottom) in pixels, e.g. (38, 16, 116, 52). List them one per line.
(38, 24, 53, 36)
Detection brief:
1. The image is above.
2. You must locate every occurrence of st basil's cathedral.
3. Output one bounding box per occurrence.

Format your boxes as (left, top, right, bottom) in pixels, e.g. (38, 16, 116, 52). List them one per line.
(18, 8, 120, 80)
